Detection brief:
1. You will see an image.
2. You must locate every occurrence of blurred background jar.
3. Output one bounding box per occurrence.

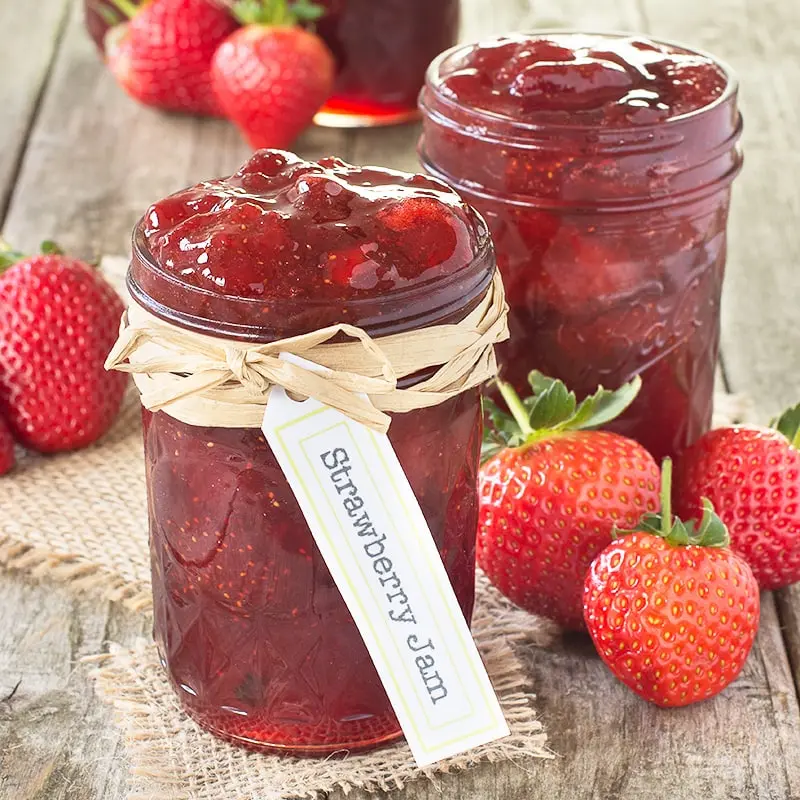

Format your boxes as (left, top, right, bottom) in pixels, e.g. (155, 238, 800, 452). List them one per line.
(314, 0, 460, 127)
(419, 33, 743, 461)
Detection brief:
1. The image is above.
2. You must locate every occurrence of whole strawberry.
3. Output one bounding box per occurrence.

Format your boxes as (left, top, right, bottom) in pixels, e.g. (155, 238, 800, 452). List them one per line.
(674, 406, 800, 590)
(211, 0, 335, 148)
(584, 459, 760, 707)
(0, 414, 15, 475)
(0, 242, 127, 453)
(478, 372, 660, 630)
(106, 0, 238, 116)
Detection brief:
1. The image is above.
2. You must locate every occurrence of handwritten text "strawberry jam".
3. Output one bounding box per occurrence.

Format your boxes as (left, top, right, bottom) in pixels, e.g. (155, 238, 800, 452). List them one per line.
(320, 447, 449, 705)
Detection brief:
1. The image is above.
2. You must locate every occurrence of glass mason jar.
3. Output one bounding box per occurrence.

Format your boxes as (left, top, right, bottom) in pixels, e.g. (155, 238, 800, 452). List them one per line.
(419, 32, 743, 461)
(314, 0, 460, 127)
(127, 200, 495, 755)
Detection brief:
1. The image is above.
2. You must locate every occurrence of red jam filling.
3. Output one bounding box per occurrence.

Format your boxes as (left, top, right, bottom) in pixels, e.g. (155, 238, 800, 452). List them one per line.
(139, 152, 487, 754)
(140, 150, 481, 328)
(421, 33, 739, 461)
(440, 33, 727, 126)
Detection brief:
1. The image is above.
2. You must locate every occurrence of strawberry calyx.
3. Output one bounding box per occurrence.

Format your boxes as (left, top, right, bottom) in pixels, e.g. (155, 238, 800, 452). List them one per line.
(615, 457, 730, 548)
(232, 0, 325, 26)
(771, 402, 800, 449)
(0, 239, 65, 275)
(105, 0, 146, 20)
(481, 370, 641, 462)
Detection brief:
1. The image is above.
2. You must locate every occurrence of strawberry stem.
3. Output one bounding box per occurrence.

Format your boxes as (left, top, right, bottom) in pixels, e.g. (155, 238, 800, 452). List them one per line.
(660, 457, 673, 537)
(497, 380, 534, 438)
(233, 0, 324, 26)
(614, 456, 729, 548)
(106, 0, 141, 19)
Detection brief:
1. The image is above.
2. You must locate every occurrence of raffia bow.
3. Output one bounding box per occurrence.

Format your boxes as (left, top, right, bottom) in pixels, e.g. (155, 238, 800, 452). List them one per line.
(105, 271, 509, 433)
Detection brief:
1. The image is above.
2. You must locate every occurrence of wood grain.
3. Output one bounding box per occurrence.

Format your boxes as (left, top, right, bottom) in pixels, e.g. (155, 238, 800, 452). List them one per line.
(0, 574, 147, 800)
(2, 0, 800, 798)
(0, 0, 71, 222)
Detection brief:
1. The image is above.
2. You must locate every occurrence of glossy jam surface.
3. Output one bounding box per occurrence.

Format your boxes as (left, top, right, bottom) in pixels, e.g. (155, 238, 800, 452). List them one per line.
(137, 150, 484, 332)
(421, 33, 741, 460)
(138, 151, 491, 754)
(439, 33, 726, 126)
(314, 0, 459, 126)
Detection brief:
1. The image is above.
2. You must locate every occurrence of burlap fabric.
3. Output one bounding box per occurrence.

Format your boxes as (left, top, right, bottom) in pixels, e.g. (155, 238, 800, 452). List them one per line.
(0, 384, 556, 798)
(0, 258, 757, 799)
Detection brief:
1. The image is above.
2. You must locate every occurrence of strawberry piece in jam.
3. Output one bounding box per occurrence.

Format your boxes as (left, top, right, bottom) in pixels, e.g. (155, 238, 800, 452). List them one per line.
(141, 150, 481, 319)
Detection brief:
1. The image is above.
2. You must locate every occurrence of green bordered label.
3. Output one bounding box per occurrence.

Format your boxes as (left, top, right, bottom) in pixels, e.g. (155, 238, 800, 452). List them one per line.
(261, 368, 508, 766)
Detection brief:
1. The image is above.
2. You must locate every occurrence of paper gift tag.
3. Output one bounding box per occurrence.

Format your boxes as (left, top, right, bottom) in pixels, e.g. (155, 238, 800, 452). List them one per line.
(261, 363, 508, 767)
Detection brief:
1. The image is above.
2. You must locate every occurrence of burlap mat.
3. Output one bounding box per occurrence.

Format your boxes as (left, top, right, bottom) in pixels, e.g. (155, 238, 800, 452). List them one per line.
(0, 382, 555, 797)
(0, 256, 756, 799)
(85, 574, 553, 800)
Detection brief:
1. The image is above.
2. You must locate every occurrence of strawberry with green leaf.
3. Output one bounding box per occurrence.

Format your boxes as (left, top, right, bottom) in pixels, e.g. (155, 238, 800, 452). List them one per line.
(0, 241, 127, 453)
(211, 0, 335, 149)
(674, 404, 800, 589)
(584, 459, 760, 707)
(106, 0, 238, 115)
(478, 372, 660, 630)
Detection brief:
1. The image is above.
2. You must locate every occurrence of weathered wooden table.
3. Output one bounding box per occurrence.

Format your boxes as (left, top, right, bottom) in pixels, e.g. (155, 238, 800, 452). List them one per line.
(2, 0, 800, 797)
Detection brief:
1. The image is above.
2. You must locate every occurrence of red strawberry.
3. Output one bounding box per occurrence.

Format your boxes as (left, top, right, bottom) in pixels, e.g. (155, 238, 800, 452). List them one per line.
(584, 459, 760, 707)
(106, 0, 238, 116)
(210, 0, 335, 149)
(0, 242, 127, 453)
(0, 414, 15, 475)
(477, 372, 660, 630)
(674, 405, 800, 590)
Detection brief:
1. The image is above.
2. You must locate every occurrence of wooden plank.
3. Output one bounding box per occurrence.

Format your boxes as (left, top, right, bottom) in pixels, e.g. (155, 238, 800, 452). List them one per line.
(0, 574, 148, 800)
(0, 0, 71, 222)
(640, 0, 800, 727)
(1, 1, 350, 261)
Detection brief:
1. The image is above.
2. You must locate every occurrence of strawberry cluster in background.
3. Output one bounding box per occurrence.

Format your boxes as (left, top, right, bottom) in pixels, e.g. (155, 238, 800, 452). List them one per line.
(478, 372, 800, 707)
(85, 0, 335, 148)
(0, 242, 127, 474)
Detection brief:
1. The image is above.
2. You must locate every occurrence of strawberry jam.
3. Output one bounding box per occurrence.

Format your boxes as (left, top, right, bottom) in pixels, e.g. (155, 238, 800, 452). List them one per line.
(130, 150, 495, 754)
(313, 0, 459, 127)
(420, 33, 743, 460)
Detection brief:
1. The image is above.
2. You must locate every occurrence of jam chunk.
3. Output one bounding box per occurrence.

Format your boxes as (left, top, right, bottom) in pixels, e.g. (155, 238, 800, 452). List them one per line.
(143, 150, 481, 303)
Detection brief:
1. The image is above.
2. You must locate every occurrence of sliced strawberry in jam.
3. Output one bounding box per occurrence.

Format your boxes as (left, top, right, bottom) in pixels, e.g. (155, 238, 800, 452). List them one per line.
(156, 205, 293, 298)
(291, 173, 357, 223)
(510, 58, 635, 112)
(324, 243, 382, 289)
(542, 227, 652, 316)
(495, 39, 576, 84)
(376, 197, 470, 275)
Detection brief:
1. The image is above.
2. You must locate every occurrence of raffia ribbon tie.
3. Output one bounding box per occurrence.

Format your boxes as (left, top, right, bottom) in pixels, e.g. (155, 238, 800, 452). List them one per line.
(105, 270, 509, 433)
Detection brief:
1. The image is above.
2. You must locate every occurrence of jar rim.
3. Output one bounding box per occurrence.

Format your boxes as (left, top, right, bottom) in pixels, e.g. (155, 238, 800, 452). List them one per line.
(423, 29, 739, 134)
(127, 209, 497, 342)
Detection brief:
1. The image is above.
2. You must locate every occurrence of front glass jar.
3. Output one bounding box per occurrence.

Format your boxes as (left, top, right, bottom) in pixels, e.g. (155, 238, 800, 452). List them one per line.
(419, 32, 743, 460)
(127, 151, 495, 755)
(314, 0, 460, 127)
